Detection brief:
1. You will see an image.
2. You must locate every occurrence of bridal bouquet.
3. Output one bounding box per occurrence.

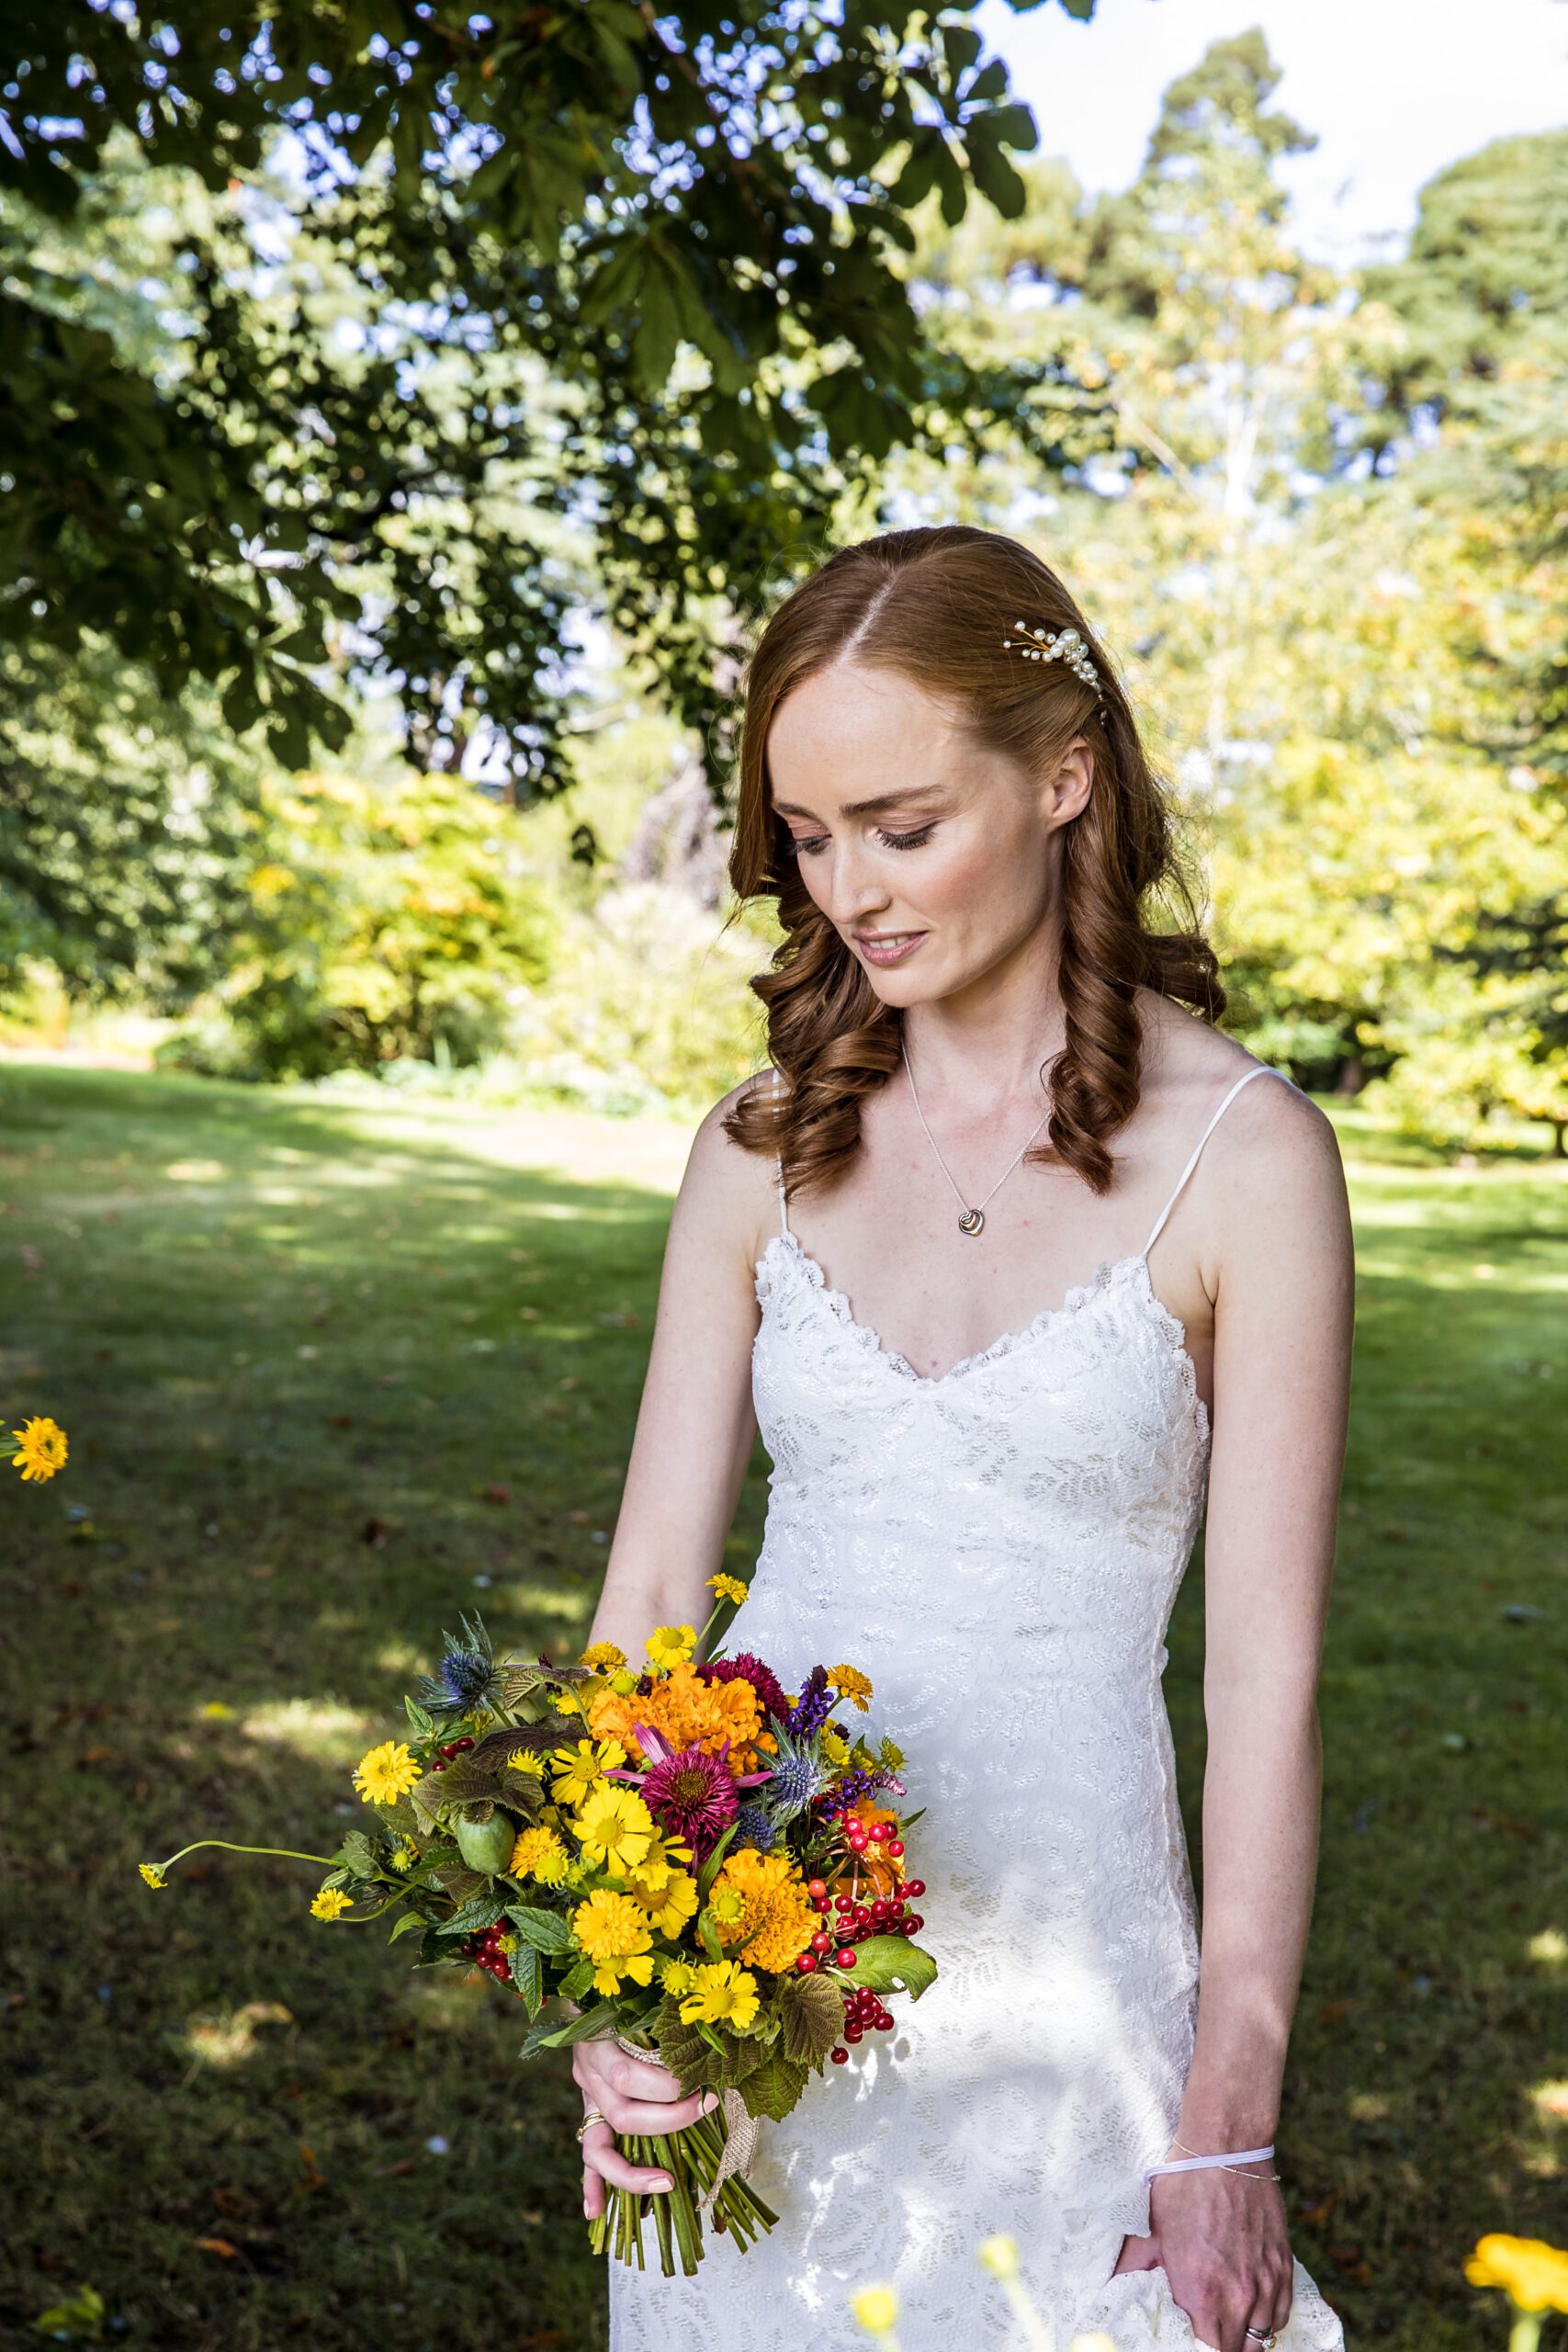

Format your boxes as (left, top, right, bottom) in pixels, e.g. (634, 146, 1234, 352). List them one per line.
(140, 1579, 937, 2277)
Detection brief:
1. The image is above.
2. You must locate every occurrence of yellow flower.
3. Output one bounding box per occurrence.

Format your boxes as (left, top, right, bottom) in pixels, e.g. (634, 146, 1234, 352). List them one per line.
(829, 1663, 874, 1713)
(138, 1863, 166, 1890)
(581, 1640, 627, 1672)
(626, 1865, 701, 1939)
(572, 1889, 658, 1995)
(707, 1574, 749, 1606)
(1466, 2234, 1568, 2313)
(610, 1668, 640, 1695)
(820, 1726, 851, 1766)
(310, 1886, 353, 1920)
(628, 1826, 695, 1893)
(10, 1415, 67, 1483)
(550, 1735, 627, 1809)
(533, 1842, 572, 1886)
(851, 2283, 899, 2335)
(660, 1956, 700, 1996)
(646, 1623, 697, 1671)
(507, 1747, 547, 1777)
(553, 1688, 584, 1714)
(389, 1838, 418, 1872)
(708, 1883, 746, 1929)
(714, 1848, 817, 1972)
(977, 2234, 1020, 2279)
(678, 1960, 760, 2030)
(573, 1781, 656, 1876)
(352, 1739, 422, 1806)
(510, 1823, 568, 1880)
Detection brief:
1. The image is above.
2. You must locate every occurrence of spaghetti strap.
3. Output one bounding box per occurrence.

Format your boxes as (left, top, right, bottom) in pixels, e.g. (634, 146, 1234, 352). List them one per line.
(1141, 1063, 1288, 1259)
(771, 1067, 791, 1238)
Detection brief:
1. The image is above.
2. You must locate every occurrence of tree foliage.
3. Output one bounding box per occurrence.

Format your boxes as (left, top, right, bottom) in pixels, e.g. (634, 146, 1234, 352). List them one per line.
(1, 0, 1100, 783)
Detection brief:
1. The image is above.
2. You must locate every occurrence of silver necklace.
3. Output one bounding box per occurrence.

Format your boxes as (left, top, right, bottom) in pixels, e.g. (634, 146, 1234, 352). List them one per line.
(899, 1033, 1051, 1238)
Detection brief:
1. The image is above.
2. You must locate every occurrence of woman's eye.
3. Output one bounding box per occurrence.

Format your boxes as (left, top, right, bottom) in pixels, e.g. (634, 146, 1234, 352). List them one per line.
(878, 825, 936, 851)
(786, 834, 829, 858)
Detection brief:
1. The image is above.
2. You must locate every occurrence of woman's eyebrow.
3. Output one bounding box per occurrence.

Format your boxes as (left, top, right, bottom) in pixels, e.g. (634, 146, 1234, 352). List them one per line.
(772, 783, 947, 820)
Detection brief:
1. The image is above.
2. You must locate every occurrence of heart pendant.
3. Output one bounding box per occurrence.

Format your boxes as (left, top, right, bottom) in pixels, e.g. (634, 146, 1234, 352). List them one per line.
(957, 1207, 985, 1237)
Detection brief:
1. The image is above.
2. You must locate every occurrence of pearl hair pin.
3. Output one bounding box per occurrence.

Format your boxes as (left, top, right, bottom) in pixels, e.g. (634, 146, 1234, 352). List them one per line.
(1000, 620, 1104, 701)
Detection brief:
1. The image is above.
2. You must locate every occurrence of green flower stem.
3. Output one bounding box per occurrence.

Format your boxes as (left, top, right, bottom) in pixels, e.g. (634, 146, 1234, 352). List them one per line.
(1508, 2312, 1543, 2352)
(154, 1839, 337, 1873)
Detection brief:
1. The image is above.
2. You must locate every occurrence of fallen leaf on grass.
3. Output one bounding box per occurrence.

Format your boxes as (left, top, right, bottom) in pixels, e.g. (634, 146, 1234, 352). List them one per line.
(194, 2236, 240, 2261)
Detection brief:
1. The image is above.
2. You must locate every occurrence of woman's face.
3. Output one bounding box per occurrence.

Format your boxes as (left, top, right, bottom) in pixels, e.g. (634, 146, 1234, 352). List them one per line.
(766, 659, 1091, 1007)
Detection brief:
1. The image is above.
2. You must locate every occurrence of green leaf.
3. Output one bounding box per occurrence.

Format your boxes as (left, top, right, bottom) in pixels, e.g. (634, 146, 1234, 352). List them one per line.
(696, 1908, 724, 1964)
(980, 101, 1039, 153)
(559, 1954, 596, 2003)
(649, 1996, 773, 2093)
(513, 1940, 544, 2018)
(695, 1823, 738, 1902)
(441, 1889, 511, 1937)
(387, 1908, 425, 1944)
(775, 1969, 847, 2064)
(736, 2046, 810, 2122)
(941, 23, 983, 81)
(964, 125, 1029, 220)
(404, 1697, 435, 1738)
(503, 1904, 573, 1955)
(334, 1829, 379, 1878)
(840, 1937, 938, 2000)
(519, 2000, 615, 2060)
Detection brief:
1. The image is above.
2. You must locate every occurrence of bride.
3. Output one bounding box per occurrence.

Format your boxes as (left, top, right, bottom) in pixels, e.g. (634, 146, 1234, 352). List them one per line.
(570, 524, 1353, 2352)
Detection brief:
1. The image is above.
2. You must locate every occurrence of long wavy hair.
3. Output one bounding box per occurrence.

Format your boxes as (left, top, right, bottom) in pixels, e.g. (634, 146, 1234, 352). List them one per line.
(721, 525, 1223, 1198)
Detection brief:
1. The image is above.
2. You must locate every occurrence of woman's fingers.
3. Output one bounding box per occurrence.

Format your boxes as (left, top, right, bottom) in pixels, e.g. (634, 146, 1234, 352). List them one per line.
(580, 2119, 676, 2197)
(576, 2043, 717, 2137)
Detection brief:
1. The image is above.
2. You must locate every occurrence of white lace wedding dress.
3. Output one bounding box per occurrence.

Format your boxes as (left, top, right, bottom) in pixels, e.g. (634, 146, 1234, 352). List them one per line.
(609, 1060, 1344, 2351)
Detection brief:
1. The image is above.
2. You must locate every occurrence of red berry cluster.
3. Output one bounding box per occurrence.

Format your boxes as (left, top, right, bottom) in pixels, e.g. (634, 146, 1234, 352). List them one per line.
(429, 1735, 477, 1774)
(792, 1818, 927, 2067)
(461, 1919, 513, 1983)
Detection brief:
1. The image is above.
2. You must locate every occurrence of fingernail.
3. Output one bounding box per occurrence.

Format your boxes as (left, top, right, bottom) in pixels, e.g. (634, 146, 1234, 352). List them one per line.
(653, 2175, 672, 2191)
(701, 2092, 718, 2114)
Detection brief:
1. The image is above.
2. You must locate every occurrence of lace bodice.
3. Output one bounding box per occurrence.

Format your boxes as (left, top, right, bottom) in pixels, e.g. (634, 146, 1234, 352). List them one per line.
(608, 1061, 1344, 2352)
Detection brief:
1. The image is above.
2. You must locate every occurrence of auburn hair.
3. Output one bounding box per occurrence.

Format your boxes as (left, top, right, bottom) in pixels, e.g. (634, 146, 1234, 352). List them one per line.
(721, 525, 1223, 1199)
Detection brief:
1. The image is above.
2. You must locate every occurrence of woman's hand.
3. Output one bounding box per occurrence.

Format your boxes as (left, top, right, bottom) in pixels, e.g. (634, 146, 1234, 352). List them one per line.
(571, 2035, 719, 2220)
(1113, 2165, 1294, 2352)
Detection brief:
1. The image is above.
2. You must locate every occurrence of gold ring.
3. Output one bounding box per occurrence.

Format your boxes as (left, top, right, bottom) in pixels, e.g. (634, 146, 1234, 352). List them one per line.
(575, 2107, 609, 2143)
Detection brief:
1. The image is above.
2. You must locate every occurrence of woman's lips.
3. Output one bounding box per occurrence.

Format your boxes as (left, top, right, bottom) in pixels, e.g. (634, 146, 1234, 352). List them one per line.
(853, 931, 926, 967)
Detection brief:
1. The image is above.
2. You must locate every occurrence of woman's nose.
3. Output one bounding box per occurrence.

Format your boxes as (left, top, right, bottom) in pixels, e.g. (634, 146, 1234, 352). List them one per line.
(822, 841, 891, 926)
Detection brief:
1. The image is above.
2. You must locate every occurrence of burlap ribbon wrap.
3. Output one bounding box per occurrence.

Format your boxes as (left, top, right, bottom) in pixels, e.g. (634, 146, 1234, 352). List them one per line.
(614, 2031, 761, 2213)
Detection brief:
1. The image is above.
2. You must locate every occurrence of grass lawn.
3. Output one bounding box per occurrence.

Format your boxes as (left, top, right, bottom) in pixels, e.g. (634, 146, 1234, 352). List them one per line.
(1, 1063, 1564, 2351)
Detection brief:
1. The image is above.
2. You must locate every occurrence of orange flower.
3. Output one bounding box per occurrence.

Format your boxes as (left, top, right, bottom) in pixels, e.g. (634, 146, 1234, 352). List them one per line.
(589, 1658, 777, 1777)
(712, 1849, 817, 1973)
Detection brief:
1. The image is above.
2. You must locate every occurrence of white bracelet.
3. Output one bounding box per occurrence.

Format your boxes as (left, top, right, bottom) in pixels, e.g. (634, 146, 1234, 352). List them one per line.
(1145, 2144, 1278, 2182)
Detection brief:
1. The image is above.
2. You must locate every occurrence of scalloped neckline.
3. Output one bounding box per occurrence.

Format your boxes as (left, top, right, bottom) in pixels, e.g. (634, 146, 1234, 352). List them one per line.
(754, 1228, 1211, 1443)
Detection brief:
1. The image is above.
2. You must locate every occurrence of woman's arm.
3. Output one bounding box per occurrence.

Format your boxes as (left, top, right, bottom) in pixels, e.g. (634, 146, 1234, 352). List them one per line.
(1119, 1079, 1355, 2352)
(584, 1077, 773, 1655)
(572, 1074, 777, 2215)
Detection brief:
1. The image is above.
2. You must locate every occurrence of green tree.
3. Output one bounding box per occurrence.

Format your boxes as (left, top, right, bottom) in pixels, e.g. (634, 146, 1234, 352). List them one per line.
(1, 0, 1098, 784)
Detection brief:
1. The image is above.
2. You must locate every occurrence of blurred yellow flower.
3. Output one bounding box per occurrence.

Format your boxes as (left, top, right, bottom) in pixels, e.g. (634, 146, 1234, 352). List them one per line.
(708, 1574, 748, 1606)
(977, 2234, 1020, 2278)
(10, 1416, 67, 1483)
(552, 1688, 583, 1714)
(678, 1960, 760, 2030)
(310, 1887, 353, 1920)
(660, 1957, 699, 1997)
(138, 1863, 166, 1890)
(851, 2284, 899, 2335)
(352, 1740, 423, 1806)
(507, 1747, 547, 1777)
(628, 1826, 694, 1894)
(1466, 2234, 1568, 2312)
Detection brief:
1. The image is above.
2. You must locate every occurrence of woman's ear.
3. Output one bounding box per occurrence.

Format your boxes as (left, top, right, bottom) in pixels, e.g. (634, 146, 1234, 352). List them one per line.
(1043, 736, 1095, 831)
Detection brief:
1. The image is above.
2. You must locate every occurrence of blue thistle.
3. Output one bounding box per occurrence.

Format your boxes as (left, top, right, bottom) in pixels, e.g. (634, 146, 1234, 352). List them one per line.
(414, 1611, 503, 1724)
(759, 1724, 830, 1824)
(734, 1802, 778, 1853)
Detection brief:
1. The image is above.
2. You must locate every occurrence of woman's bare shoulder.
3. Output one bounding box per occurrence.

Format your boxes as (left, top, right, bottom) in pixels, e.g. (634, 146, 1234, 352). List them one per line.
(1134, 990, 1345, 1205)
(674, 1067, 784, 1272)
